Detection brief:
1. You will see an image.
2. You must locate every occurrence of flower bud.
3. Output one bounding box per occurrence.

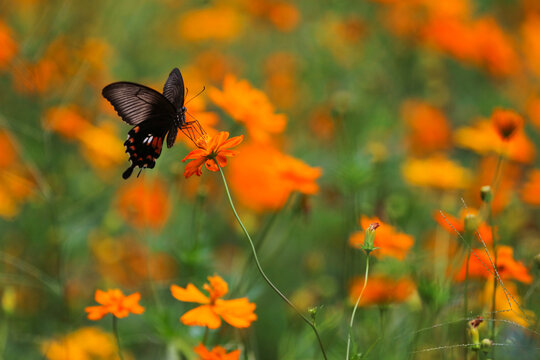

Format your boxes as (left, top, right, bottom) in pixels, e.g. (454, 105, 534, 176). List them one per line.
(362, 222, 379, 256)
(481, 338, 493, 354)
(464, 214, 478, 234)
(480, 185, 492, 203)
(468, 316, 483, 350)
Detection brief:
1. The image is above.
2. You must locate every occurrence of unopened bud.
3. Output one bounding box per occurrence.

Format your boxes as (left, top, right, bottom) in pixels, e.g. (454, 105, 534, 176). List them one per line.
(362, 222, 379, 256)
(464, 214, 478, 234)
(481, 338, 493, 353)
(480, 186, 492, 203)
(308, 306, 319, 323)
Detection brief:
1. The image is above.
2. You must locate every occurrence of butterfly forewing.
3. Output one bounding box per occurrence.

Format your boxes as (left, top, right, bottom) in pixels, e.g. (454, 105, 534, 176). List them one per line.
(163, 68, 185, 109)
(102, 82, 176, 125)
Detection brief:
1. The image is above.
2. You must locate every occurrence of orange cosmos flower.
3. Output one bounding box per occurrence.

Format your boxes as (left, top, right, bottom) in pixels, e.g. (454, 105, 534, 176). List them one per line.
(208, 75, 287, 143)
(454, 119, 535, 164)
(522, 14, 540, 79)
(85, 289, 145, 320)
(402, 155, 472, 190)
(41, 327, 117, 360)
(0, 20, 17, 70)
(194, 344, 241, 360)
(490, 108, 523, 141)
(177, 6, 244, 42)
(170, 275, 257, 329)
(349, 275, 415, 307)
(481, 281, 536, 328)
(521, 169, 540, 206)
(182, 131, 244, 178)
(349, 216, 414, 260)
(43, 106, 92, 140)
(116, 179, 171, 230)
(228, 142, 322, 212)
(455, 246, 532, 284)
(434, 210, 494, 245)
(78, 122, 125, 171)
(401, 100, 451, 155)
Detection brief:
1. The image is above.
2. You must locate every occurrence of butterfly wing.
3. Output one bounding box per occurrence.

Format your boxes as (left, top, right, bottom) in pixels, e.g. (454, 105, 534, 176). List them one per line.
(162, 68, 185, 109)
(102, 82, 176, 125)
(122, 119, 170, 179)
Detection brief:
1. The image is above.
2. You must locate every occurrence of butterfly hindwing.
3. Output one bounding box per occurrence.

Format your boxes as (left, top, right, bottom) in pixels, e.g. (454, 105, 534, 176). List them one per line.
(102, 82, 176, 125)
(163, 68, 185, 109)
(122, 120, 170, 179)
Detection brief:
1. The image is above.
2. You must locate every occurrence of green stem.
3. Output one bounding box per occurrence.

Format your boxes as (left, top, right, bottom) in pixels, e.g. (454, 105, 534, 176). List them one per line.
(464, 248, 471, 359)
(202, 327, 209, 345)
(112, 316, 125, 360)
(346, 255, 370, 360)
(488, 204, 497, 351)
(216, 164, 328, 360)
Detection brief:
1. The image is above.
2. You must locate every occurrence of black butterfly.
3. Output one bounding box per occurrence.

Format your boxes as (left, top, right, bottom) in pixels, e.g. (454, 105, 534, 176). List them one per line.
(102, 68, 203, 179)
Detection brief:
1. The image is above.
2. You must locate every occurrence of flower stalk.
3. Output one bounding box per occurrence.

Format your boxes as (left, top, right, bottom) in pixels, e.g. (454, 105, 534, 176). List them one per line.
(112, 316, 125, 360)
(346, 223, 378, 360)
(215, 162, 328, 360)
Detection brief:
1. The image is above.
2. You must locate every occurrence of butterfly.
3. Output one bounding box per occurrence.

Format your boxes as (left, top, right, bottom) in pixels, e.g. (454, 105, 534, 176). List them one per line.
(102, 68, 204, 179)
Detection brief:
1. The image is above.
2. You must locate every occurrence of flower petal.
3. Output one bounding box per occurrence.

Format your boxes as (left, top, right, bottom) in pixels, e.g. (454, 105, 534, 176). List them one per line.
(170, 284, 210, 304)
(85, 305, 108, 320)
(180, 305, 221, 329)
(214, 298, 257, 328)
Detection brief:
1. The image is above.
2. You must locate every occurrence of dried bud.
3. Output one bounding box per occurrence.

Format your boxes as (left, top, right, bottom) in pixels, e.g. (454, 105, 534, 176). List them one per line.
(468, 316, 483, 350)
(480, 186, 492, 203)
(491, 108, 523, 141)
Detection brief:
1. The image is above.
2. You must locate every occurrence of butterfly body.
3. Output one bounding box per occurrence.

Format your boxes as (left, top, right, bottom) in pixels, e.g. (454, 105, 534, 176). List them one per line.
(102, 68, 188, 179)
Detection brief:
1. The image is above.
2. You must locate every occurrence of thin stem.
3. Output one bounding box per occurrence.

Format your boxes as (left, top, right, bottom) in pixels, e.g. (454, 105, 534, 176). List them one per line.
(346, 255, 370, 360)
(216, 164, 328, 360)
(112, 316, 125, 360)
(202, 327, 209, 345)
(464, 248, 471, 359)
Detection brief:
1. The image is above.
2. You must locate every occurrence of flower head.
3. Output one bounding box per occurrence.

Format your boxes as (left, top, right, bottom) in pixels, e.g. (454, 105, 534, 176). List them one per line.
(170, 275, 257, 329)
(402, 155, 472, 190)
(208, 75, 286, 143)
(194, 344, 241, 360)
(490, 108, 523, 141)
(455, 246, 532, 283)
(228, 142, 321, 212)
(182, 131, 243, 178)
(349, 275, 415, 306)
(434, 210, 494, 245)
(85, 289, 145, 320)
(522, 169, 540, 206)
(41, 327, 116, 360)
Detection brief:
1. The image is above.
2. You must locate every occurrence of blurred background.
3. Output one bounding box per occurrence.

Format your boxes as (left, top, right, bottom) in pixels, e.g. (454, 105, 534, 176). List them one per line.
(0, 0, 539, 359)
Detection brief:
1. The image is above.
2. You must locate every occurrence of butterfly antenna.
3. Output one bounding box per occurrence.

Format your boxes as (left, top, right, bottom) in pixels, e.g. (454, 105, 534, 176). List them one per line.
(185, 86, 206, 105)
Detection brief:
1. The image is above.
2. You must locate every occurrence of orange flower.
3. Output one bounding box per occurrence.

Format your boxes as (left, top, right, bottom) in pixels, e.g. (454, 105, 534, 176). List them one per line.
(349, 216, 414, 260)
(434, 210, 494, 245)
(455, 246, 532, 284)
(349, 275, 415, 307)
(41, 327, 116, 360)
(268, 3, 300, 32)
(228, 142, 322, 212)
(85, 289, 145, 320)
(194, 344, 241, 360)
(522, 14, 540, 79)
(208, 75, 287, 143)
(481, 281, 536, 328)
(182, 131, 243, 178)
(521, 169, 540, 206)
(177, 6, 244, 42)
(78, 122, 125, 171)
(402, 155, 472, 190)
(454, 119, 535, 163)
(490, 108, 523, 141)
(401, 100, 451, 155)
(116, 179, 171, 230)
(43, 106, 92, 140)
(0, 20, 17, 70)
(171, 275, 256, 329)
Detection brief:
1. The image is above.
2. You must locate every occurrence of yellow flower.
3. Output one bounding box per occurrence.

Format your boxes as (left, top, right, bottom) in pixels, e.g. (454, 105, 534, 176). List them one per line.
(402, 155, 472, 190)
